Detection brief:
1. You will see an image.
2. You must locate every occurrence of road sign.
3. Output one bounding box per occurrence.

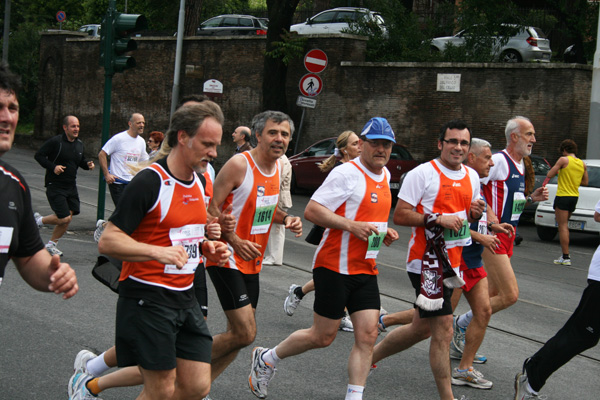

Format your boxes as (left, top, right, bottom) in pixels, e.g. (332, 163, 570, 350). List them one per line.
(296, 95, 317, 109)
(56, 11, 66, 22)
(304, 49, 328, 73)
(203, 79, 223, 94)
(299, 73, 323, 97)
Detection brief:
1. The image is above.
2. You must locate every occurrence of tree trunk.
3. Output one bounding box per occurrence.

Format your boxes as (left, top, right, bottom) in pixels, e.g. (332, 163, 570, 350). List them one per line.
(184, 0, 203, 36)
(263, 0, 301, 113)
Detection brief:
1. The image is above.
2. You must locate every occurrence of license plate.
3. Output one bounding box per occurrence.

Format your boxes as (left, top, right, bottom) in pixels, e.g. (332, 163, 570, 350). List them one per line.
(567, 220, 585, 230)
(390, 182, 400, 189)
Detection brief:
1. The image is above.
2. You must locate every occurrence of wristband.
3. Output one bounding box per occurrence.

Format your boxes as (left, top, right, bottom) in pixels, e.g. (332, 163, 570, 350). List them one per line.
(282, 215, 293, 225)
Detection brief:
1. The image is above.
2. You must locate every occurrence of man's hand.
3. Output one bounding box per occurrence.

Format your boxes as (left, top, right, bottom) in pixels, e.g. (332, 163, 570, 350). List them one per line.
(218, 204, 236, 233)
(476, 233, 502, 254)
(87, 161, 95, 170)
(202, 240, 231, 267)
(47, 255, 78, 299)
(469, 199, 486, 221)
(437, 214, 463, 233)
(383, 228, 399, 246)
(206, 217, 221, 240)
(532, 186, 549, 202)
(349, 221, 380, 242)
(230, 236, 262, 261)
(154, 246, 189, 269)
(490, 222, 515, 237)
(104, 172, 117, 185)
(284, 216, 302, 237)
(53, 165, 66, 175)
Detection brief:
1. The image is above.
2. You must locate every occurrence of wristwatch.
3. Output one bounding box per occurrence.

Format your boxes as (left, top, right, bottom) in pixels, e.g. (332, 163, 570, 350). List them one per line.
(527, 196, 533, 203)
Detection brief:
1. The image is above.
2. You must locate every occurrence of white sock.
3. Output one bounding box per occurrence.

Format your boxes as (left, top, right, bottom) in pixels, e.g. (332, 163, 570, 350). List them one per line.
(35, 215, 43, 225)
(526, 381, 538, 395)
(262, 347, 281, 367)
(345, 384, 364, 400)
(457, 310, 473, 329)
(86, 351, 111, 377)
(47, 240, 57, 246)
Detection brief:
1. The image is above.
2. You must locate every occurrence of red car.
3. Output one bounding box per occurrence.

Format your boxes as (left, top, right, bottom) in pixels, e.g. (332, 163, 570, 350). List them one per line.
(289, 137, 420, 196)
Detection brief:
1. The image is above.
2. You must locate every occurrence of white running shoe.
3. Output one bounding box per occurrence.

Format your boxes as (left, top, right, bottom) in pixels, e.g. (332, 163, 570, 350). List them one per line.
(73, 349, 97, 375)
(68, 372, 101, 400)
(94, 219, 106, 243)
(450, 339, 487, 364)
(553, 256, 571, 266)
(283, 284, 302, 316)
(452, 315, 466, 352)
(451, 366, 493, 389)
(248, 347, 276, 399)
(34, 212, 43, 228)
(339, 312, 354, 332)
(514, 371, 540, 399)
(45, 241, 63, 256)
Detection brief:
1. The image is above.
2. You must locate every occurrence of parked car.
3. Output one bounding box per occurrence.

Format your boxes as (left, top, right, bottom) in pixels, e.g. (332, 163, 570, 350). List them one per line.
(534, 159, 600, 241)
(290, 7, 385, 35)
(196, 15, 267, 36)
(289, 137, 419, 197)
(522, 154, 551, 219)
(430, 24, 552, 62)
(78, 24, 101, 37)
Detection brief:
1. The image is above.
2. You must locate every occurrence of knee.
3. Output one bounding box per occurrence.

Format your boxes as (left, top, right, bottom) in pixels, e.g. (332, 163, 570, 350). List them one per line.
(503, 289, 519, 307)
(312, 330, 337, 348)
(413, 323, 432, 341)
(58, 215, 72, 225)
(473, 304, 492, 323)
(234, 327, 257, 348)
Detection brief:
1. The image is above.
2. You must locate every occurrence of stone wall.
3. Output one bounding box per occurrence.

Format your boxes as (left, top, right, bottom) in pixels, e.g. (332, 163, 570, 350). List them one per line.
(36, 32, 591, 168)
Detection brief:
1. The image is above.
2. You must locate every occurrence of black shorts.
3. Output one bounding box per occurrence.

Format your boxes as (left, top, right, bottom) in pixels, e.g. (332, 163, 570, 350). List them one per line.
(409, 272, 454, 318)
(312, 266, 380, 320)
(553, 196, 578, 213)
(206, 266, 259, 311)
(46, 185, 80, 218)
(115, 297, 212, 370)
(194, 263, 208, 317)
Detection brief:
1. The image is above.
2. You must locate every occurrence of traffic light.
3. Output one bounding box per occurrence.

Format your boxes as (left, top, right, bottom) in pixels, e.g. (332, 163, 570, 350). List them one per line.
(98, 9, 147, 74)
(112, 12, 147, 73)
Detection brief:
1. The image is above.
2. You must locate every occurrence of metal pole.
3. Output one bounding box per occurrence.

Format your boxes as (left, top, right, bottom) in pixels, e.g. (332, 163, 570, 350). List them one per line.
(293, 108, 306, 155)
(170, 0, 186, 117)
(587, 5, 600, 159)
(2, 0, 11, 63)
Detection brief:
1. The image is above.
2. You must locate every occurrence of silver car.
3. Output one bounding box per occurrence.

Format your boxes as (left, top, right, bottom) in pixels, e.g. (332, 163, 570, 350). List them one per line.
(430, 25, 552, 62)
(290, 7, 385, 35)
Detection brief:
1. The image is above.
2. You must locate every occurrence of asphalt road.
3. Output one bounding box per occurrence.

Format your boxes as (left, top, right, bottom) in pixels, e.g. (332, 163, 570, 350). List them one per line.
(1, 145, 599, 399)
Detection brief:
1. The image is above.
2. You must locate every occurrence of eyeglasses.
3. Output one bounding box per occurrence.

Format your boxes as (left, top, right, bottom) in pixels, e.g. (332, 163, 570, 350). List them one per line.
(148, 139, 155, 144)
(442, 138, 470, 147)
(365, 139, 393, 149)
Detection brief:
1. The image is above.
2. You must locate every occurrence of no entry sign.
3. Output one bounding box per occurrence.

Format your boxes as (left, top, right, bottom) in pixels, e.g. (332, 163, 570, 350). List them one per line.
(299, 73, 323, 97)
(303, 49, 328, 74)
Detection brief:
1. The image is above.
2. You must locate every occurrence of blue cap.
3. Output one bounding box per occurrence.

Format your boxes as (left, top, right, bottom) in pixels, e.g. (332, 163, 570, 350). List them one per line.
(360, 117, 396, 143)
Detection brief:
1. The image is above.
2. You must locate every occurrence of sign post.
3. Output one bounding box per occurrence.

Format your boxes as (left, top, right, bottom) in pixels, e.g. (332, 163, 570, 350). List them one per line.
(56, 10, 66, 30)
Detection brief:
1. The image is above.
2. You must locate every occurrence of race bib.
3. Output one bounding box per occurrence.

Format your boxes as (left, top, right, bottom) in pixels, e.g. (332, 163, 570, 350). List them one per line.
(165, 224, 204, 274)
(251, 194, 278, 235)
(443, 211, 472, 248)
(512, 192, 526, 221)
(366, 222, 388, 259)
(0, 227, 14, 254)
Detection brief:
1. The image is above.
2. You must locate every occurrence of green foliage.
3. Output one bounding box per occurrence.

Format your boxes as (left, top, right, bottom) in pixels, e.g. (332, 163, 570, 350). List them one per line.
(265, 30, 307, 65)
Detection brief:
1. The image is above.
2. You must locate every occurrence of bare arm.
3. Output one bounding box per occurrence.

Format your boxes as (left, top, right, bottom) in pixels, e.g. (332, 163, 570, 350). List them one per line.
(13, 250, 78, 299)
(393, 198, 463, 232)
(581, 163, 589, 186)
(305, 200, 378, 241)
(543, 156, 568, 185)
(98, 150, 116, 184)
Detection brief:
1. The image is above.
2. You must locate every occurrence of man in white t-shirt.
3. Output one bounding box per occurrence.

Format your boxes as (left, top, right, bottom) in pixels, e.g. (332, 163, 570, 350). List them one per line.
(515, 199, 600, 399)
(98, 113, 149, 207)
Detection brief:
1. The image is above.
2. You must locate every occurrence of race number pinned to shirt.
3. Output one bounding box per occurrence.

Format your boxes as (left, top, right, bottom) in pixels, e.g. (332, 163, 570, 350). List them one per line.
(251, 194, 278, 235)
(443, 211, 472, 248)
(0, 227, 14, 254)
(366, 222, 388, 259)
(512, 192, 526, 221)
(165, 224, 204, 274)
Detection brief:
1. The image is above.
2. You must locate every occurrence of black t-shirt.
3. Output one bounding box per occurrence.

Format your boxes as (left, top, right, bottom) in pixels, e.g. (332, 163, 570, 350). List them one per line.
(34, 133, 90, 188)
(109, 157, 198, 308)
(0, 159, 45, 283)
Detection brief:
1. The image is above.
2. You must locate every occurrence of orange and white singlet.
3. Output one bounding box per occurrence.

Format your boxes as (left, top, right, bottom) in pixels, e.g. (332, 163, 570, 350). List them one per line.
(208, 152, 280, 274)
(400, 159, 479, 275)
(119, 163, 207, 291)
(311, 159, 391, 275)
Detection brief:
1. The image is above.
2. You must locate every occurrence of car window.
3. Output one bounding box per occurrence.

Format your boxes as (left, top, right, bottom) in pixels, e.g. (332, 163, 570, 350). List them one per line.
(335, 11, 356, 23)
(222, 17, 238, 27)
(529, 27, 547, 39)
(587, 166, 600, 188)
(203, 18, 222, 28)
(390, 145, 413, 160)
(305, 140, 334, 157)
(239, 18, 253, 27)
(312, 11, 336, 24)
(530, 157, 550, 175)
(258, 19, 268, 29)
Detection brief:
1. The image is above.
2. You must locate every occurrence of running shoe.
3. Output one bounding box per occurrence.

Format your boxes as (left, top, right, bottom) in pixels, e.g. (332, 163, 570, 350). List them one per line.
(451, 366, 493, 389)
(73, 350, 97, 375)
(283, 284, 302, 316)
(450, 339, 487, 364)
(553, 256, 571, 266)
(45, 241, 63, 256)
(514, 371, 540, 399)
(94, 219, 106, 243)
(249, 347, 275, 399)
(339, 312, 354, 332)
(377, 313, 387, 333)
(68, 372, 101, 400)
(34, 212, 43, 228)
(452, 315, 466, 352)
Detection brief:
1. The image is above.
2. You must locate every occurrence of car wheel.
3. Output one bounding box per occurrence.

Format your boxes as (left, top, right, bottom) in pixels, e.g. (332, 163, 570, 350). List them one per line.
(501, 49, 522, 63)
(536, 225, 557, 241)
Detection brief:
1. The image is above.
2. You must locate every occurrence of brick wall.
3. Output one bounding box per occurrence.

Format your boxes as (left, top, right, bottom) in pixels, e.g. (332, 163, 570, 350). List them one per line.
(36, 32, 591, 168)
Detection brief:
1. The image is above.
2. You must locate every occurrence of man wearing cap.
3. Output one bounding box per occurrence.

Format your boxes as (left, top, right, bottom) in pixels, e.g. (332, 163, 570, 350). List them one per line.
(370, 119, 484, 400)
(249, 117, 399, 400)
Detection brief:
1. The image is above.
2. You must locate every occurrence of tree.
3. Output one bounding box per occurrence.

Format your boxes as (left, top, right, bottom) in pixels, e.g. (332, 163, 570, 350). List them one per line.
(184, 0, 203, 36)
(263, 0, 301, 112)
